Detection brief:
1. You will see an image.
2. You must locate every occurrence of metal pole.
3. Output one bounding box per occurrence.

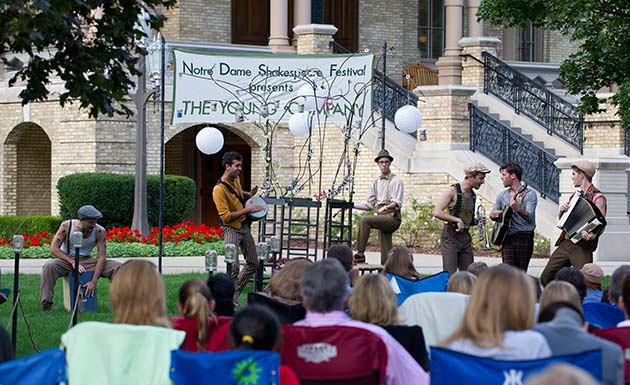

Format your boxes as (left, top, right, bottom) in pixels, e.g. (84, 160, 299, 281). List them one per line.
(381, 41, 387, 151)
(131, 54, 150, 236)
(256, 263, 264, 292)
(72, 246, 80, 326)
(11, 251, 20, 350)
(158, 36, 166, 274)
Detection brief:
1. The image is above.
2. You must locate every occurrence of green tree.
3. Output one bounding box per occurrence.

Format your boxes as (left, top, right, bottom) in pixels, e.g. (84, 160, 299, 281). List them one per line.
(0, 0, 176, 118)
(478, 0, 630, 123)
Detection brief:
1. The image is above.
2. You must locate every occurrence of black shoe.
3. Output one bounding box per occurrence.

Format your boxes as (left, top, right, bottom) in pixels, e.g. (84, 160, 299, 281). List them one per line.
(353, 253, 366, 264)
(42, 301, 53, 312)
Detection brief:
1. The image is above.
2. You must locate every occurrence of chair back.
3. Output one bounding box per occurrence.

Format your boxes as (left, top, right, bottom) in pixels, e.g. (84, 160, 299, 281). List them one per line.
(430, 347, 603, 385)
(172, 316, 232, 352)
(170, 349, 280, 385)
(593, 326, 630, 383)
(583, 302, 625, 329)
(281, 325, 387, 385)
(247, 292, 306, 323)
(387, 271, 449, 306)
(0, 348, 67, 385)
(398, 291, 469, 351)
(402, 63, 439, 89)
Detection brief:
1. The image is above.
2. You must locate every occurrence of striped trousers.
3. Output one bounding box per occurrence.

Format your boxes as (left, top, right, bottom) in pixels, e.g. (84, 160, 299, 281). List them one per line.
(222, 223, 259, 291)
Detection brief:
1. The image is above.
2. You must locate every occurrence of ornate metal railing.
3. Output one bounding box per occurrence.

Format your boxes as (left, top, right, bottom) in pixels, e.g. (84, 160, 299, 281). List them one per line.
(626, 123, 630, 157)
(330, 41, 418, 138)
(470, 103, 560, 202)
(482, 51, 584, 154)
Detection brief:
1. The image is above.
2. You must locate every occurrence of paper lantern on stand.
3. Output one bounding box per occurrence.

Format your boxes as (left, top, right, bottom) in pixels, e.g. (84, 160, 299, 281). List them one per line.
(195, 126, 224, 155)
(394, 105, 422, 134)
(288, 112, 312, 137)
(297, 83, 327, 111)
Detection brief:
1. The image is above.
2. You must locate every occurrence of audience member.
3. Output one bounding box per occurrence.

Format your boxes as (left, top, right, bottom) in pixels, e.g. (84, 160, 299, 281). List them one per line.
(466, 261, 488, 277)
(581, 263, 604, 304)
(327, 245, 359, 287)
(529, 275, 543, 302)
(296, 259, 429, 385)
(617, 276, 630, 327)
(207, 273, 236, 316)
(446, 271, 476, 295)
(229, 305, 300, 385)
(524, 364, 600, 385)
(0, 325, 14, 363)
(555, 266, 587, 302)
(534, 296, 623, 385)
(265, 258, 312, 303)
(349, 274, 429, 371)
(383, 246, 420, 280)
(582, 265, 629, 328)
(441, 264, 551, 360)
(539, 281, 581, 313)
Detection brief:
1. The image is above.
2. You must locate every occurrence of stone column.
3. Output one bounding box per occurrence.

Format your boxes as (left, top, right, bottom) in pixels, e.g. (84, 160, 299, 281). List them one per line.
(269, 0, 294, 53)
(293, 0, 311, 45)
(467, 0, 483, 38)
(293, 24, 337, 55)
(459, 37, 500, 88)
(436, 0, 464, 85)
(554, 157, 630, 263)
(584, 99, 626, 157)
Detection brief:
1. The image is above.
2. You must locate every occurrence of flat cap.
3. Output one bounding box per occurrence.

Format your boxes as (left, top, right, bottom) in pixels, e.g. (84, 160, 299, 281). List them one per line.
(581, 263, 603, 284)
(464, 163, 491, 177)
(571, 160, 596, 179)
(374, 149, 394, 163)
(78, 205, 102, 220)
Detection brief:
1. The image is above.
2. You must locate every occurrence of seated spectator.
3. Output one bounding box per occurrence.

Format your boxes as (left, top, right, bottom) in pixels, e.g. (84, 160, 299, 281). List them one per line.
(327, 245, 359, 287)
(617, 275, 630, 327)
(535, 287, 623, 385)
(265, 258, 312, 304)
(525, 364, 600, 385)
(0, 325, 14, 363)
(383, 246, 420, 281)
(349, 274, 429, 371)
(583, 265, 630, 328)
(466, 261, 488, 277)
(207, 273, 236, 316)
(555, 266, 587, 302)
(441, 264, 551, 360)
(229, 304, 300, 385)
(529, 275, 543, 302)
(539, 281, 580, 313)
(581, 263, 604, 304)
(296, 259, 429, 385)
(171, 278, 232, 352)
(446, 271, 476, 295)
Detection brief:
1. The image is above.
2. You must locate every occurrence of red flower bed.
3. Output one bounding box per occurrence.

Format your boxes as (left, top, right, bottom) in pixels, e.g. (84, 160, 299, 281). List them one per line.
(0, 231, 53, 248)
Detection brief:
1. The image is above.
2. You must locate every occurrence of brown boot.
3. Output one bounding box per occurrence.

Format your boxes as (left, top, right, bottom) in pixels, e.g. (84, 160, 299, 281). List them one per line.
(42, 301, 53, 311)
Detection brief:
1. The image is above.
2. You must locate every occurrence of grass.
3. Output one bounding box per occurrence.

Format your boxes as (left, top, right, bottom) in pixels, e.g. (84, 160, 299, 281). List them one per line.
(0, 273, 253, 358)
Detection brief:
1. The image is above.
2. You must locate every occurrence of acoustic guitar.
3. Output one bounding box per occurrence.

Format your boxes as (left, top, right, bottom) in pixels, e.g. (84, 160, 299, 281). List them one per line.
(491, 184, 528, 247)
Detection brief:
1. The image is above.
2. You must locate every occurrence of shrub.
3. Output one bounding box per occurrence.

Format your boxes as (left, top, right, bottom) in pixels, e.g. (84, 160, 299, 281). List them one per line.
(57, 173, 196, 228)
(0, 216, 62, 238)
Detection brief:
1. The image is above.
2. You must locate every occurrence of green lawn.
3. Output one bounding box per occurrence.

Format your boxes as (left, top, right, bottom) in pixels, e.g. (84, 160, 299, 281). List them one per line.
(0, 272, 253, 358)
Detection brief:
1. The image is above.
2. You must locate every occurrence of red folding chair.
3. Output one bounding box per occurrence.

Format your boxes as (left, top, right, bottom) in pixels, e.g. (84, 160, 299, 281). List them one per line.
(281, 324, 387, 385)
(172, 316, 232, 352)
(593, 327, 630, 384)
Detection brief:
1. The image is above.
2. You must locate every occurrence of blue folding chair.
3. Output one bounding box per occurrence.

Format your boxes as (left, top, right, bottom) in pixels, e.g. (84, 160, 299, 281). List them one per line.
(583, 302, 625, 329)
(170, 349, 281, 385)
(387, 271, 449, 306)
(430, 347, 602, 385)
(0, 348, 67, 385)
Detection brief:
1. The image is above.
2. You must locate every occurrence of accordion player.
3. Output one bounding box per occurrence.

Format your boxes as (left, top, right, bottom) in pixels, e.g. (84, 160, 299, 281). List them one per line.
(557, 192, 607, 244)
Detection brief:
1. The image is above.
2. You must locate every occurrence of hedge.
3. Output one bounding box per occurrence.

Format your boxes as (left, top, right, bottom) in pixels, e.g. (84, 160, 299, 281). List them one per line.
(0, 216, 62, 238)
(57, 173, 196, 228)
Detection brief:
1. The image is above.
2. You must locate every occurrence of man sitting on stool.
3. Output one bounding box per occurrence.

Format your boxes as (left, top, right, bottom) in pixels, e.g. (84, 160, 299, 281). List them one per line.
(353, 149, 404, 265)
(40, 205, 121, 311)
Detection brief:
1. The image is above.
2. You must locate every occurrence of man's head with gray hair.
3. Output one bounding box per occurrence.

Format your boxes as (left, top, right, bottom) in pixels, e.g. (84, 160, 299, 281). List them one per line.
(609, 265, 630, 305)
(300, 259, 350, 313)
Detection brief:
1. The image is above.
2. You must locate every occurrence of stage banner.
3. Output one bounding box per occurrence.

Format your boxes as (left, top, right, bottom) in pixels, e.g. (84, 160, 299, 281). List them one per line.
(171, 49, 374, 125)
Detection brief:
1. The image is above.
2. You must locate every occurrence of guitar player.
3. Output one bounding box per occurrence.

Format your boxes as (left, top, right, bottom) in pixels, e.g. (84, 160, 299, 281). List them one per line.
(489, 163, 538, 271)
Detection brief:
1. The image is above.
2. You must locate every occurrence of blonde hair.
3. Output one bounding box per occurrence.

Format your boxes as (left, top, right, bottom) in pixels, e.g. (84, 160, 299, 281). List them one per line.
(178, 279, 214, 351)
(349, 274, 401, 326)
(525, 364, 599, 385)
(383, 246, 419, 280)
(447, 271, 477, 295)
(539, 281, 582, 312)
(109, 260, 170, 327)
(441, 264, 535, 348)
(266, 258, 313, 301)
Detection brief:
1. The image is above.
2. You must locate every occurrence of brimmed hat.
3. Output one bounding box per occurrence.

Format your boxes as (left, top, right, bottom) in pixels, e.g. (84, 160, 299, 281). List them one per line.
(571, 160, 596, 179)
(581, 263, 603, 284)
(464, 163, 491, 177)
(374, 149, 394, 163)
(78, 205, 102, 220)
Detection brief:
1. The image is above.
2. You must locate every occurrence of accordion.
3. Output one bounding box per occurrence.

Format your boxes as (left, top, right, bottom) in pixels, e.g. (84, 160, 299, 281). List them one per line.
(557, 192, 606, 244)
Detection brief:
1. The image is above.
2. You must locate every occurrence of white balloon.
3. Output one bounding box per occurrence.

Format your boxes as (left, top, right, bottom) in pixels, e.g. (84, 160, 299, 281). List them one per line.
(288, 112, 311, 137)
(195, 126, 224, 155)
(394, 105, 423, 134)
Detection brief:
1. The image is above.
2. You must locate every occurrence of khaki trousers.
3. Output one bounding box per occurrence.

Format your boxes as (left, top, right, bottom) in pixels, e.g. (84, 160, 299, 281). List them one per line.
(356, 212, 402, 265)
(40, 256, 121, 304)
(222, 223, 259, 291)
(440, 225, 474, 275)
(540, 239, 593, 286)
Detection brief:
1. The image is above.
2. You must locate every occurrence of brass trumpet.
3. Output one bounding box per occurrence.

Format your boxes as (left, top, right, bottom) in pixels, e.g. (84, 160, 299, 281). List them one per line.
(476, 204, 492, 250)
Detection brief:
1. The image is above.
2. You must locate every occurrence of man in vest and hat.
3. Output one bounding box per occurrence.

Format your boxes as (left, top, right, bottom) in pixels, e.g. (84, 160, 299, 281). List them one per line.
(353, 149, 404, 265)
(434, 163, 491, 275)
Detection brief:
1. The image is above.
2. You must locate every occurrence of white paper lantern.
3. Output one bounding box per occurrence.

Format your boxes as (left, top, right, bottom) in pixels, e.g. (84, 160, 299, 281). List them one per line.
(195, 126, 224, 155)
(297, 83, 327, 111)
(288, 112, 311, 137)
(394, 105, 423, 134)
